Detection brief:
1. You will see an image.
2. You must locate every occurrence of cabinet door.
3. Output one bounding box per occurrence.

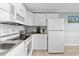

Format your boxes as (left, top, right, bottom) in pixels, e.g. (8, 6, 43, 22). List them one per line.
(14, 3, 25, 24)
(33, 35, 47, 50)
(38, 35, 47, 50)
(22, 5, 28, 25)
(0, 4, 14, 22)
(0, 3, 10, 13)
(27, 11, 33, 26)
(33, 35, 40, 50)
(6, 42, 25, 56)
(34, 13, 46, 26)
(14, 3, 23, 16)
(24, 11, 28, 25)
(0, 9, 11, 22)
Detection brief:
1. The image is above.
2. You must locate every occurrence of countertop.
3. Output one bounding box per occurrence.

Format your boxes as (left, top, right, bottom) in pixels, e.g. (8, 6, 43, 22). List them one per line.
(0, 35, 32, 56)
(25, 33, 47, 35)
(0, 40, 24, 56)
(0, 33, 47, 56)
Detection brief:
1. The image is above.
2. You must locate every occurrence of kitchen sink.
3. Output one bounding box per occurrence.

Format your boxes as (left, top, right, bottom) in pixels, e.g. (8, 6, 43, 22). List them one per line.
(0, 43, 15, 49)
(0, 43, 16, 53)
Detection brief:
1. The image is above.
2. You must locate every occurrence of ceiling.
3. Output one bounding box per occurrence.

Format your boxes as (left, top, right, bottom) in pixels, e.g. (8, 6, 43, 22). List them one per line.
(24, 3, 79, 12)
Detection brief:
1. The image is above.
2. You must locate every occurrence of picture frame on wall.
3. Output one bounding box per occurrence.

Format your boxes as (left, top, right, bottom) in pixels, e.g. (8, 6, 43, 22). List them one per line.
(68, 16, 79, 23)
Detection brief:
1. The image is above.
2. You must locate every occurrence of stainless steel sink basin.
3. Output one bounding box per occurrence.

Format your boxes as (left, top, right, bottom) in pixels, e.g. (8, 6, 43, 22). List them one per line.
(0, 43, 16, 53)
(0, 43, 15, 49)
(0, 40, 22, 55)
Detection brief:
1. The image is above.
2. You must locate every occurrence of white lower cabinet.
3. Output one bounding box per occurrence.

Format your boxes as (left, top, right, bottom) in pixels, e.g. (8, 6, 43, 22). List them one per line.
(25, 37, 33, 56)
(6, 41, 25, 56)
(33, 34, 47, 50)
(5, 34, 47, 56)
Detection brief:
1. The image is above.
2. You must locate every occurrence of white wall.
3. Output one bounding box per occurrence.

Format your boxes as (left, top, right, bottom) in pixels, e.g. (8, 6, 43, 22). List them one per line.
(60, 12, 79, 46)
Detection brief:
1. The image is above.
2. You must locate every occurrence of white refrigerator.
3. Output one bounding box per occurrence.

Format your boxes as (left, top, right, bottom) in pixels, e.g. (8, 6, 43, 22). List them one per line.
(48, 18, 64, 53)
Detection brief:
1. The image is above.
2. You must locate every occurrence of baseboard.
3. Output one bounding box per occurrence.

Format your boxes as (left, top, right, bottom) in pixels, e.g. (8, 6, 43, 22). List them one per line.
(48, 50, 64, 54)
(64, 44, 79, 46)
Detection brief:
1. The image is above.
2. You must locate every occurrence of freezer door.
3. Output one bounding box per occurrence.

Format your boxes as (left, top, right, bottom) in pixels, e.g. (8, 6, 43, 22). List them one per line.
(48, 19, 64, 30)
(48, 31, 64, 53)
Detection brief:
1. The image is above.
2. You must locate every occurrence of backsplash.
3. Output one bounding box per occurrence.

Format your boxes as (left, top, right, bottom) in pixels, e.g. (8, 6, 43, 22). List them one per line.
(25, 26, 47, 34)
(0, 24, 25, 36)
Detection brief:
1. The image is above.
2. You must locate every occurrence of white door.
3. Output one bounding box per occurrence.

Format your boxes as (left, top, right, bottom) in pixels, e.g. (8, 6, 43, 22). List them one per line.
(48, 18, 64, 30)
(48, 31, 64, 53)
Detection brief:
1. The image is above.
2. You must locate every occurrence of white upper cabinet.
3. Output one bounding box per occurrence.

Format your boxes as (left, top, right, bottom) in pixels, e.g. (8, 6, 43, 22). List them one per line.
(14, 3, 24, 17)
(33, 13, 59, 26)
(0, 9, 11, 22)
(0, 3, 14, 22)
(46, 13, 59, 19)
(0, 3, 28, 25)
(0, 3, 11, 13)
(33, 13, 46, 26)
(22, 4, 28, 25)
(27, 11, 33, 26)
(24, 10, 28, 25)
(14, 3, 25, 24)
